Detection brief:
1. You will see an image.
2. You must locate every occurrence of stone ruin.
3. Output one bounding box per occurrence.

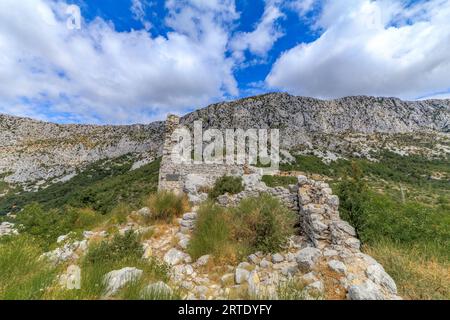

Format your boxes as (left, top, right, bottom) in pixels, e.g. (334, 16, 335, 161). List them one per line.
(158, 115, 400, 300)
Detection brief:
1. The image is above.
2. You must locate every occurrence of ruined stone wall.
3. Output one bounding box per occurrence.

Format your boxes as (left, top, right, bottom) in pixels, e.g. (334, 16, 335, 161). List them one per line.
(158, 115, 245, 195)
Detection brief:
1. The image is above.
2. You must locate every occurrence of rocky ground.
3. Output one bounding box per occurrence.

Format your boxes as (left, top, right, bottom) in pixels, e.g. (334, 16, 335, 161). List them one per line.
(44, 174, 400, 300)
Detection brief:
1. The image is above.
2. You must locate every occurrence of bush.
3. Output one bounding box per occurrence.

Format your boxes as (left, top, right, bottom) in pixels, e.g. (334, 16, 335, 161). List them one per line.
(189, 195, 296, 263)
(187, 202, 231, 261)
(85, 231, 143, 265)
(231, 194, 296, 253)
(208, 176, 244, 200)
(146, 191, 189, 222)
(15, 203, 76, 249)
(337, 162, 369, 239)
(262, 175, 297, 188)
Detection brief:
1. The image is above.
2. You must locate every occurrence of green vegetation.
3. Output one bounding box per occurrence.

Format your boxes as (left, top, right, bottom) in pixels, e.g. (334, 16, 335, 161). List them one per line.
(208, 176, 244, 200)
(283, 153, 450, 299)
(230, 195, 296, 253)
(146, 191, 190, 222)
(84, 231, 143, 265)
(49, 232, 173, 300)
(188, 195, 296, 263)
(0, 235, 57, 300)
(0, 156, 161, 215)
(187, 202, 231, 261)
(262, 175, 297, 188)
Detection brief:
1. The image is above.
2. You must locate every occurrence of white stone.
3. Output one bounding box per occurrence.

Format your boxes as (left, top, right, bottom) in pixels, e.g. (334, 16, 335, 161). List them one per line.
(247, 270, 260, 296)
(178, 238, 190, 249)
(260, 259, 271, 268)
(296, 247, 321, 271)
(137, 207, 151, 216)
(195, 255, 211, 267)
(235, 268, 250, 284)
(142, 281, 173, 297)
(365, 264, 397, 294)
(183, 212, 197, 220)
(348, 280, 385, 300)
(272, 253, 284, 263)
(306, 281, 324, 294)
(163, 248, 187, 266)
(103, 267, 143, 297)
(302, 272, 318, 285)
(328, 260, 347, 274)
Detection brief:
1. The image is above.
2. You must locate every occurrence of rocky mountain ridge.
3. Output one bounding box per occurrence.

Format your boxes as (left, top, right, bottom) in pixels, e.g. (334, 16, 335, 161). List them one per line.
(1, 93, 449, 187)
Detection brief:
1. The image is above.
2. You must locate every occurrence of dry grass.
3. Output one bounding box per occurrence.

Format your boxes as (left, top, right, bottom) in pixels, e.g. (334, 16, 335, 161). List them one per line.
(364, 241, 450, 300)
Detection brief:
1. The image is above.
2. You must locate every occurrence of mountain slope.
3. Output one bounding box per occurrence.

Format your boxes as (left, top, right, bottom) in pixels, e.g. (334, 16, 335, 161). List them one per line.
(0, 93, 449, 189)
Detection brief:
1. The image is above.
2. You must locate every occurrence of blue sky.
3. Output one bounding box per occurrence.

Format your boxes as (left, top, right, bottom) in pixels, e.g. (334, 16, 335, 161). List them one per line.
(0, 0, 449, 124)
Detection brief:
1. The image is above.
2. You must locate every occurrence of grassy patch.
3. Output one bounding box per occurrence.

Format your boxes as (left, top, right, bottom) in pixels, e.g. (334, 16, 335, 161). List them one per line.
(365, 240, 450, 300)
(0, 235, 57, 300)
(46, 232, 172, 300)
(188, 195, 296, 264)
(187, 202, 233, 262)
(262, 175, 297, 188)
(146, 191, 190, 223)
(208, 176, 244, 200)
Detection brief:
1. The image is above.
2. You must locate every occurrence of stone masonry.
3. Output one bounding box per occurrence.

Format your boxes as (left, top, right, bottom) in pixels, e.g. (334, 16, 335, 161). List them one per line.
(158, 114, 245, 196)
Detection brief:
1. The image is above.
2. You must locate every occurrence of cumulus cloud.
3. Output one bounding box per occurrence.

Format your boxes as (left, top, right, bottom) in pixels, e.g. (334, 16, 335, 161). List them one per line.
(289, 0, 317, 17)
(230, 0, 284, 62)
(0, 0, 239, 123)
(131, 0, 152, 31)
(267, 0, 450, 100)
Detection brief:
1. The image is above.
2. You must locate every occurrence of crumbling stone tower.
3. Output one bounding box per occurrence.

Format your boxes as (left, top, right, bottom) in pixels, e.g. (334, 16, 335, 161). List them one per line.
(158, 114, 184, 194)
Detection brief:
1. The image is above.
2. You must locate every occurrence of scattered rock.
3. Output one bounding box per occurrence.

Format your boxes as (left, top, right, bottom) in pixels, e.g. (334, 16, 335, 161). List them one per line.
(103, 267, 143, 297)
(365, 264, 397, 294)
(195, 255, 211, 267)
(164, 248, 188, 266)
(235, 268, 250, 284)
(328, 260, 347, 274)
(296, 247, 321, 272)
(142, 281, 173, 297)
(348, 280, 384, 300)
(272, 253, 284, 264)
(137, 207, 151, 217)
(0, 222, 18, 237)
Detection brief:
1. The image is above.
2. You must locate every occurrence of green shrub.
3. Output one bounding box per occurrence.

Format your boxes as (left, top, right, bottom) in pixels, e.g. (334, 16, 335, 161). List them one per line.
(262, 175, 297, 188)
(146, 191, 189, 222)
(337, 162, 369, 239)
(209, 176, 244, 200)
(187, 202, 231, 261)
(15, 203, 76, 249)
(85, 231, 143, 265)
(231, 194, 296, 253)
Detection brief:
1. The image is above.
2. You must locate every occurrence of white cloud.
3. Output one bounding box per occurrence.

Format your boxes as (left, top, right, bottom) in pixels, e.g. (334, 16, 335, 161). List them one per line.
(0, 0, 240, 124)
(230, 0, 284, 62)
(267, 0, 450, 100)
(131, 0, 152, 31)
(290, 0, 317, 17)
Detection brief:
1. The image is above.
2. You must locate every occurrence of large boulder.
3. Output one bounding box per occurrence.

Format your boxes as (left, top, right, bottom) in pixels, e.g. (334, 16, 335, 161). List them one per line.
(103, 267, 143, 297)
